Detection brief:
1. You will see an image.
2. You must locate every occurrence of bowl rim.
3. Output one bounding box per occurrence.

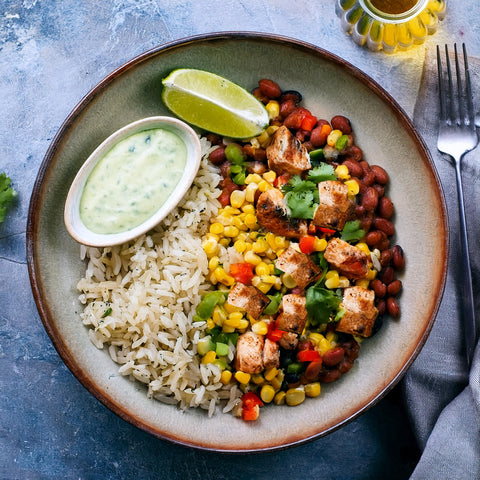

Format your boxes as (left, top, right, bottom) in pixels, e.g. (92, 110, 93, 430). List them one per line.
(26, 31, 449, 452)
(63, 115, 202, 247)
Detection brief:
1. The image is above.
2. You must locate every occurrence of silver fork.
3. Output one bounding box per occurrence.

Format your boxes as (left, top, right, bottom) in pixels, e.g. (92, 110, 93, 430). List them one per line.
(437, 43, 478, 366)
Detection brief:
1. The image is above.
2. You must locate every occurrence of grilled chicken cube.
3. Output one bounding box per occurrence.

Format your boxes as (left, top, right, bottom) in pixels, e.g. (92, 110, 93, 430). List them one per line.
(227, 282, 270, 320)
(278, 331, 299, 350)
(324, 237, 369, 279)
(276, 294, 308, 335)
(312, 180, 353, 231)
(256, 188, 308, 239)
(263, 338, 280, 370)
(336, 286, 378, 337)
(266, 125, 311, 175)
(275, 247, 321, 289)
(234, 331, 264, 374)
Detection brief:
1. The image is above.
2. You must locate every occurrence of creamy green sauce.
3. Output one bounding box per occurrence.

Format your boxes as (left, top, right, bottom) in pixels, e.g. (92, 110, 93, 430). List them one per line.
(80, 128, 187, 234)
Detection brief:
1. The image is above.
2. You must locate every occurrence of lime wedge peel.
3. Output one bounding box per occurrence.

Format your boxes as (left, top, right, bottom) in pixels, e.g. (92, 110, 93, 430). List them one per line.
(161, 68, 269, 139)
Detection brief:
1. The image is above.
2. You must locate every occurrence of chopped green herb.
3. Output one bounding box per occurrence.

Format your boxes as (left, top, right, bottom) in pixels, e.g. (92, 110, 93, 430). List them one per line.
(0, 173, 18, 223)
(340, 220, 365, 243)
(101, 307, 112, 318)
(263, 291, 283, 315)
(305, 284, 343, 326)
(307, 163, 337, 183)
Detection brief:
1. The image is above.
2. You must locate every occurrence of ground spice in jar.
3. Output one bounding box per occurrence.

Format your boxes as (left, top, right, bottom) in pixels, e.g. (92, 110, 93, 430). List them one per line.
(370, 0, 418, 15)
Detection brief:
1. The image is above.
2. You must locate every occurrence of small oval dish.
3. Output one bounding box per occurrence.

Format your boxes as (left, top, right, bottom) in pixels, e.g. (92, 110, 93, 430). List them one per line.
(64, 116, 201, 247)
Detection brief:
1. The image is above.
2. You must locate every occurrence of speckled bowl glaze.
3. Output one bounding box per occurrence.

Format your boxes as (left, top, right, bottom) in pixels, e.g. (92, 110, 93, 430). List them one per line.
(27, 32, 448, 452)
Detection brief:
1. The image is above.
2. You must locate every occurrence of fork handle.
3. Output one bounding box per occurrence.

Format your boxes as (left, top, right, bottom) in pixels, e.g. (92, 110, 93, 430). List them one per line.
(454, 158, 476, 366)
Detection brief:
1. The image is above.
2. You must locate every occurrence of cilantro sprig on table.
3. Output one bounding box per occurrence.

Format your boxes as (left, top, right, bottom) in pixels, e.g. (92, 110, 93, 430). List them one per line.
(281, 162, 336, 219)
(0, 173, 17, 223)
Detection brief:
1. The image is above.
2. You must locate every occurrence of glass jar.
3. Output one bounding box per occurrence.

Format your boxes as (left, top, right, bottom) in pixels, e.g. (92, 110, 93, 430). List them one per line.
(336, 0, 446, 53)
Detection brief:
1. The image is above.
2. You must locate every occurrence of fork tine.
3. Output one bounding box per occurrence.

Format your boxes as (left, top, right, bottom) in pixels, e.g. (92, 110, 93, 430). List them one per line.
(445, 44, 455, 124)
(437, 45, 447, 122)
(454, 44, 465, 125)
(462, 43, 476, 129)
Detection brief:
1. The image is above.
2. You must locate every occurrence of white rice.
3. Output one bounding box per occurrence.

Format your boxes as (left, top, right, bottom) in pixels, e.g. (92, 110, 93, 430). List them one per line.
(77, 137, 242, 415)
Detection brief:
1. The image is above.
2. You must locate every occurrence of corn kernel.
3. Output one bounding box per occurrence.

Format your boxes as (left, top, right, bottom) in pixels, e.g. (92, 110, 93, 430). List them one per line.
(308, 332, 325, 346)
(244, 213, 258, 229)
(238, 319, 250, 330)
(228, 311, 244, 323)
(327, 129, 343, 147)
(314, 237, 328, 251)
(266, 125, 279, 136)
(258, 180, 273, 192)
(274, 391, 286, 405)
(202, 350, 216, 364)
(356, 278, 370, 288)
(257, 282, 272, 294)
(244, 250, 262, 266)
(325, 270, 340, 289)
(245, 173, 263, 185)
(250, 137, 260, 149)
(335, 164, 350, 180)
(305, 382, 321, 398)
(326, 331, 338, 344)
(265, 100, 280, 120)
(252, 320, 268, 335)
(255, 262, 270, 276)
(356, 242, 370, 255)
(220, 370, 232, 385)
(252, 374, 265, 385)
(206, 318, 215, 330)
(269, 375, 283, 391)
(260, 384, 276, 404)
(208, 256, 219, 271)
(223, 206, 241, 215)
(317, 336, 332, 355)
(241, 204, 255, 214)
(261, 274, 277, 284)
(213, 267, 235, 286)
(224, 302, 243, 314)
(222, 324, 236, 333)
(263, 170, 277, 184)
(230, 189, 246, 209)
(274, 236, 288, 249)
(257, 130, 271, 148)
(234, 371, 251, 384)
(264, 367, 279, 382)
(209, 222, 224, 235)
(245, 183, 258, 203)
(345, 179, 360, 196)
(212, 305, 226, 325)
(252, 238, 268, 254)
(286, 387, 306, 406)
(224, 315, 241, 328)
(338, 276, 350, 288)
(234, 240, 248, 253)
(224, 225, 240, 238)
(202, 238, 218, 257)
(281, 273, 297, 289)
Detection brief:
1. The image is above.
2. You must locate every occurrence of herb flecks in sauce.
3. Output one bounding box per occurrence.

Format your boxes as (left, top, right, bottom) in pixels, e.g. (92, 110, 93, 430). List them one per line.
(80, 128, 187, 234)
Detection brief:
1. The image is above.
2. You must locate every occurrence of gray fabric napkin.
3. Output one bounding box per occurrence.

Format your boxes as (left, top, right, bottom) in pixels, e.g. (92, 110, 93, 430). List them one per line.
(403, 45, 480, 479)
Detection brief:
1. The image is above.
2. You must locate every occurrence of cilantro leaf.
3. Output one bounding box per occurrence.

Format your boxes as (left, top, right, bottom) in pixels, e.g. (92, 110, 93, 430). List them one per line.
(281, 175, 316, 194)
(340, 220, 365, 243)
(263, 291, 283, 315)
(305, 284, 343, 326)
(285, 190, 317, 219)
(0, 173, 18, 223)
(307, 163, 337, 183)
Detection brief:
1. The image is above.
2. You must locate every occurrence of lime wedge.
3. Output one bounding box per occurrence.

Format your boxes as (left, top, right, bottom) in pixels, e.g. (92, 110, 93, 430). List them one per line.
(161, 68, 269, 139)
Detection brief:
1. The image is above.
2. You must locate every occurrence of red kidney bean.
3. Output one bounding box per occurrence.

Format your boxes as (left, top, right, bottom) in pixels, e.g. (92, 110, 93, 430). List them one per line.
(208, 146, 226, 165)
(391, 245, 405, 270)
(318, 369, 342, 383)
(372, 217, 395, 236)
(371, 165, 389, 185)
(295, 129, 309, 142)
(309, 119, 331, 147)
(304, 359, 323, 382)
(376, 235, 390, 251)
(370, 278, 387, 298)
(378, 196, 394, 219)
(387, 297, 400, 317)
(258, 79, 281, 99)
(331, 115, 352, 134)
(372, 184, 385, 198)
(376, 298, 387, 316)
(283, 107, 309, 130)
(380, 266, 395, 285)
(344, 144, 363, 162)
(355, 204, 366, 218)
(380, 249, 393, 267)
(342, 159, 363, 178)
(362, 170, 376, 187)
(253, 148, 267, 162)
(279, 98, 297, 118)
(252, 87, 269, 104)
(280, 90, 302, 104)
(360, 211, 374, 232)
(365, 230, 383, 246)
(206, 133, 223, 146)
(322, 347, 345, 366)
(219, 161, 231, 178)
(360, 160, 371, 175)
(387, 279, 402, 296)
(361, 187, 379, 211)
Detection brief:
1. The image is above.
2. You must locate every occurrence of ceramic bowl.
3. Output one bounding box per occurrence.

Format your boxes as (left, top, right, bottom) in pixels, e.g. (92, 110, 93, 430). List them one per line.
(64, 116, 201, 247)
(27, 32, 448, 452)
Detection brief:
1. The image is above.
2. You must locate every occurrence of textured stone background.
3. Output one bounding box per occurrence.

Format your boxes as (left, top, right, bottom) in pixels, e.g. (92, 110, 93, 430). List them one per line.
(1, 1, 479, 479)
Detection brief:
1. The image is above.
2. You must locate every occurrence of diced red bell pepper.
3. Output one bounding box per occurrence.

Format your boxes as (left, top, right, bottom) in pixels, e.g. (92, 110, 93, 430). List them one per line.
(297, 349, 321, 363)
(299, 235, 316, 255)
(241, 392, 263, 421)
(300, 113, 317, 132)
(229, 263, 255, 285)
(267, 320, 285, 342)
(274, 173, 291, 188)
(318, 226, 336, 236)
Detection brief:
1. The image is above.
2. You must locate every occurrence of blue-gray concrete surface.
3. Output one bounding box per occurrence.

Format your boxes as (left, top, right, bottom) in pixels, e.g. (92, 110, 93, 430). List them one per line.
(1, 1, 479, 479)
